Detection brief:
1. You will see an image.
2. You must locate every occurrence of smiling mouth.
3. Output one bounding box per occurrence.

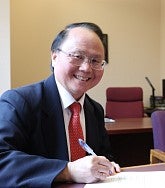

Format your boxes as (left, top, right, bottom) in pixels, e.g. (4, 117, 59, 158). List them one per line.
(75, 75, 90, 81)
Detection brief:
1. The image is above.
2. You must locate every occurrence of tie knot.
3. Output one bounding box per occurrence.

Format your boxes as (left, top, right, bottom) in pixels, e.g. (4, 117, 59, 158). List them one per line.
(69, 102, 81, 115)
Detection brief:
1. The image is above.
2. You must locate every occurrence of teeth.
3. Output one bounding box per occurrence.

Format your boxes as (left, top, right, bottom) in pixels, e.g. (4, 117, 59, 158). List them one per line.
(76, 75, 89, 81)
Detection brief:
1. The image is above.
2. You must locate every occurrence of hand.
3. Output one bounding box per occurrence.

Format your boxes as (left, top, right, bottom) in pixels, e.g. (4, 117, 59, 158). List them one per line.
(67, 155, 120, 183)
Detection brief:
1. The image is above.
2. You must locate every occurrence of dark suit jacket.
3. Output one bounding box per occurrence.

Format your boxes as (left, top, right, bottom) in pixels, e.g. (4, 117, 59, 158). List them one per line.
(0, 74, 112, 187)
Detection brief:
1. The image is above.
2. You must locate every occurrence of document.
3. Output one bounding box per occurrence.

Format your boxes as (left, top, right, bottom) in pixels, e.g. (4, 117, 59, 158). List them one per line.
(84, 171, 165, 188)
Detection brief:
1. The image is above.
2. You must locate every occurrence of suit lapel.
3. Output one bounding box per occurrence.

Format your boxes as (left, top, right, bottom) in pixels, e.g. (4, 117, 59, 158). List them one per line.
(84, 96, 99, 153)
(41, 75, 69, 160)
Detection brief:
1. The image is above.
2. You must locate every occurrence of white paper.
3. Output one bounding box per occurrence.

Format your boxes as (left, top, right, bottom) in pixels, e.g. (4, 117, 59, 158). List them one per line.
(84, 171, 165, 188)
(104, 118, 115, 123)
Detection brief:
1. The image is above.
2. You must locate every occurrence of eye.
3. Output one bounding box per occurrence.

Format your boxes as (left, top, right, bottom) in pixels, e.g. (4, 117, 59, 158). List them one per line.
(91, 58, 100, 64)
(73, 54, 84, 60)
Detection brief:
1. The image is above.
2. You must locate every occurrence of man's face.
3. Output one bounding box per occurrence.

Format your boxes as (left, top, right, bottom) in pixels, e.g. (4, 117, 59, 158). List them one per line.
(51, 27, 105, 100)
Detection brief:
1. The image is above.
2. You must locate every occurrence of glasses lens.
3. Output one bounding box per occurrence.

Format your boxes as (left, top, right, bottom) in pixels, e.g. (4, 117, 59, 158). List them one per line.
(58, 49, 106, 70)
(91, 60, 106, 70)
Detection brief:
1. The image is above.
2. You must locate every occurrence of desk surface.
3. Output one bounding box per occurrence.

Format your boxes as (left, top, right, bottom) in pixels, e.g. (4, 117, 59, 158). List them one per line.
(105, 117, 152, 135)
(55, 163, 165, 188)
(122, 162, 165, 172)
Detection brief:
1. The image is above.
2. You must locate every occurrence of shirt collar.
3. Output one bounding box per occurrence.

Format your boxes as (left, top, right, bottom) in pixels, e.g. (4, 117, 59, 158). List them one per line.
(55, 78, 85, 109)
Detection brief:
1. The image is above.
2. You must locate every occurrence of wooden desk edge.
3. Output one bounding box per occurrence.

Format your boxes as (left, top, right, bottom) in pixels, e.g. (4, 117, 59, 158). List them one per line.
(122, 163, 165, 172)
(106, 128, 152, 135)
(105, 117, 152, 135)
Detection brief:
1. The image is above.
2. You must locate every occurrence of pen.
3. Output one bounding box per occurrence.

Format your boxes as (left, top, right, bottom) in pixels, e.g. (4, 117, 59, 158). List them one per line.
(78, 138, 97, 156)
(78, 138, 113, 175)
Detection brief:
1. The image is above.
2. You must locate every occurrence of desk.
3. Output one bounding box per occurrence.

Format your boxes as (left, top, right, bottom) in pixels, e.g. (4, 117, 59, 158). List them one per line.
(55, 163, 165, 188)
(105, 118, 153, 167)
(105, 117, 152, 135)
(122, 162, 165, 172)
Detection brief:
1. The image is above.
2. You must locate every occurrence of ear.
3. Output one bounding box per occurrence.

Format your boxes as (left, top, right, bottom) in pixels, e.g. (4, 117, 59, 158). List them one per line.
(51, 52, 57, 68)
(51, 51, 57, 60)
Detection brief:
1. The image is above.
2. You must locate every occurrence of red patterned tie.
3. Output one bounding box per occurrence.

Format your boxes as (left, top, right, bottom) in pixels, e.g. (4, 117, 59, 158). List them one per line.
(68, 102, 86, 161)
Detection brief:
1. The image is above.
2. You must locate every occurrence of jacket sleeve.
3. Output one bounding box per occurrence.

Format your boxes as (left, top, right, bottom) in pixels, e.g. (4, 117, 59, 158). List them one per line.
(0, 89, 67, 187)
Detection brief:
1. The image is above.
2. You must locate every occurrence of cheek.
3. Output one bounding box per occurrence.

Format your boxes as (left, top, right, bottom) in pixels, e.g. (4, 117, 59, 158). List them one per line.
(54, 60, 74, 81)
(88, 71, 104, 90)
(94, 71, 104, 83)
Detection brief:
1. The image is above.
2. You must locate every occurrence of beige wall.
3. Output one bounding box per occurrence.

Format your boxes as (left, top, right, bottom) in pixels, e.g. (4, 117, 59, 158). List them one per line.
(160, 0, 165, 79)
(10, 0, 165, 109)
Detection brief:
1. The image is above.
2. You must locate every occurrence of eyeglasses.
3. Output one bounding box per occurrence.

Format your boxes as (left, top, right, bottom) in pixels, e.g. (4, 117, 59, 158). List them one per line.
(57, 49, 106, 70)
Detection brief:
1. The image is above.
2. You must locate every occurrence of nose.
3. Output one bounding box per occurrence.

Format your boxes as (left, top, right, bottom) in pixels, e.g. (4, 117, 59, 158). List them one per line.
(79, 58, 92, 71)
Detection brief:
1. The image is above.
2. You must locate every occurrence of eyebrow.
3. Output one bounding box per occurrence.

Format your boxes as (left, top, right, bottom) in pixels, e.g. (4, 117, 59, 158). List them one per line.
(69, 50, 103, 58)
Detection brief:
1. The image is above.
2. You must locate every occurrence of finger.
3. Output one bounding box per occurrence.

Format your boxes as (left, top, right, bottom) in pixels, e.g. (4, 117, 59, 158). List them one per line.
(109, 166, 116, 175)
(111, 162, 121, 173)
(96, 171, 109, 180)
(96, 158, 115, 176)
(96, 163, 112, 176)
(107, 162, 120, 175)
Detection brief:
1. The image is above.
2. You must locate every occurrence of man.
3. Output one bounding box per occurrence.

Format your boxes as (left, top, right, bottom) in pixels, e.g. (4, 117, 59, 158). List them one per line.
(0, 22, 120, 187)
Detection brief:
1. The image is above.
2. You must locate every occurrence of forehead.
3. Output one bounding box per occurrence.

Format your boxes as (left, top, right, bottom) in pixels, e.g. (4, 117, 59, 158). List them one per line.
(66, 27, 100, 42)
(68, 27, 96, 35)
(61, 27, 104, 53)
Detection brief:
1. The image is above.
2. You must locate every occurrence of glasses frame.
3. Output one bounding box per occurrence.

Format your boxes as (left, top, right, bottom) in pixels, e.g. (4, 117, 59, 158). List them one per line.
(57, 49, 106, 71)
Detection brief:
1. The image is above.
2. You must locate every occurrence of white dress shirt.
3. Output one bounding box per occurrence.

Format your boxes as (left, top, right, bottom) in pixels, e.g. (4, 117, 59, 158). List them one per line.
(55, 78, 86, 161)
